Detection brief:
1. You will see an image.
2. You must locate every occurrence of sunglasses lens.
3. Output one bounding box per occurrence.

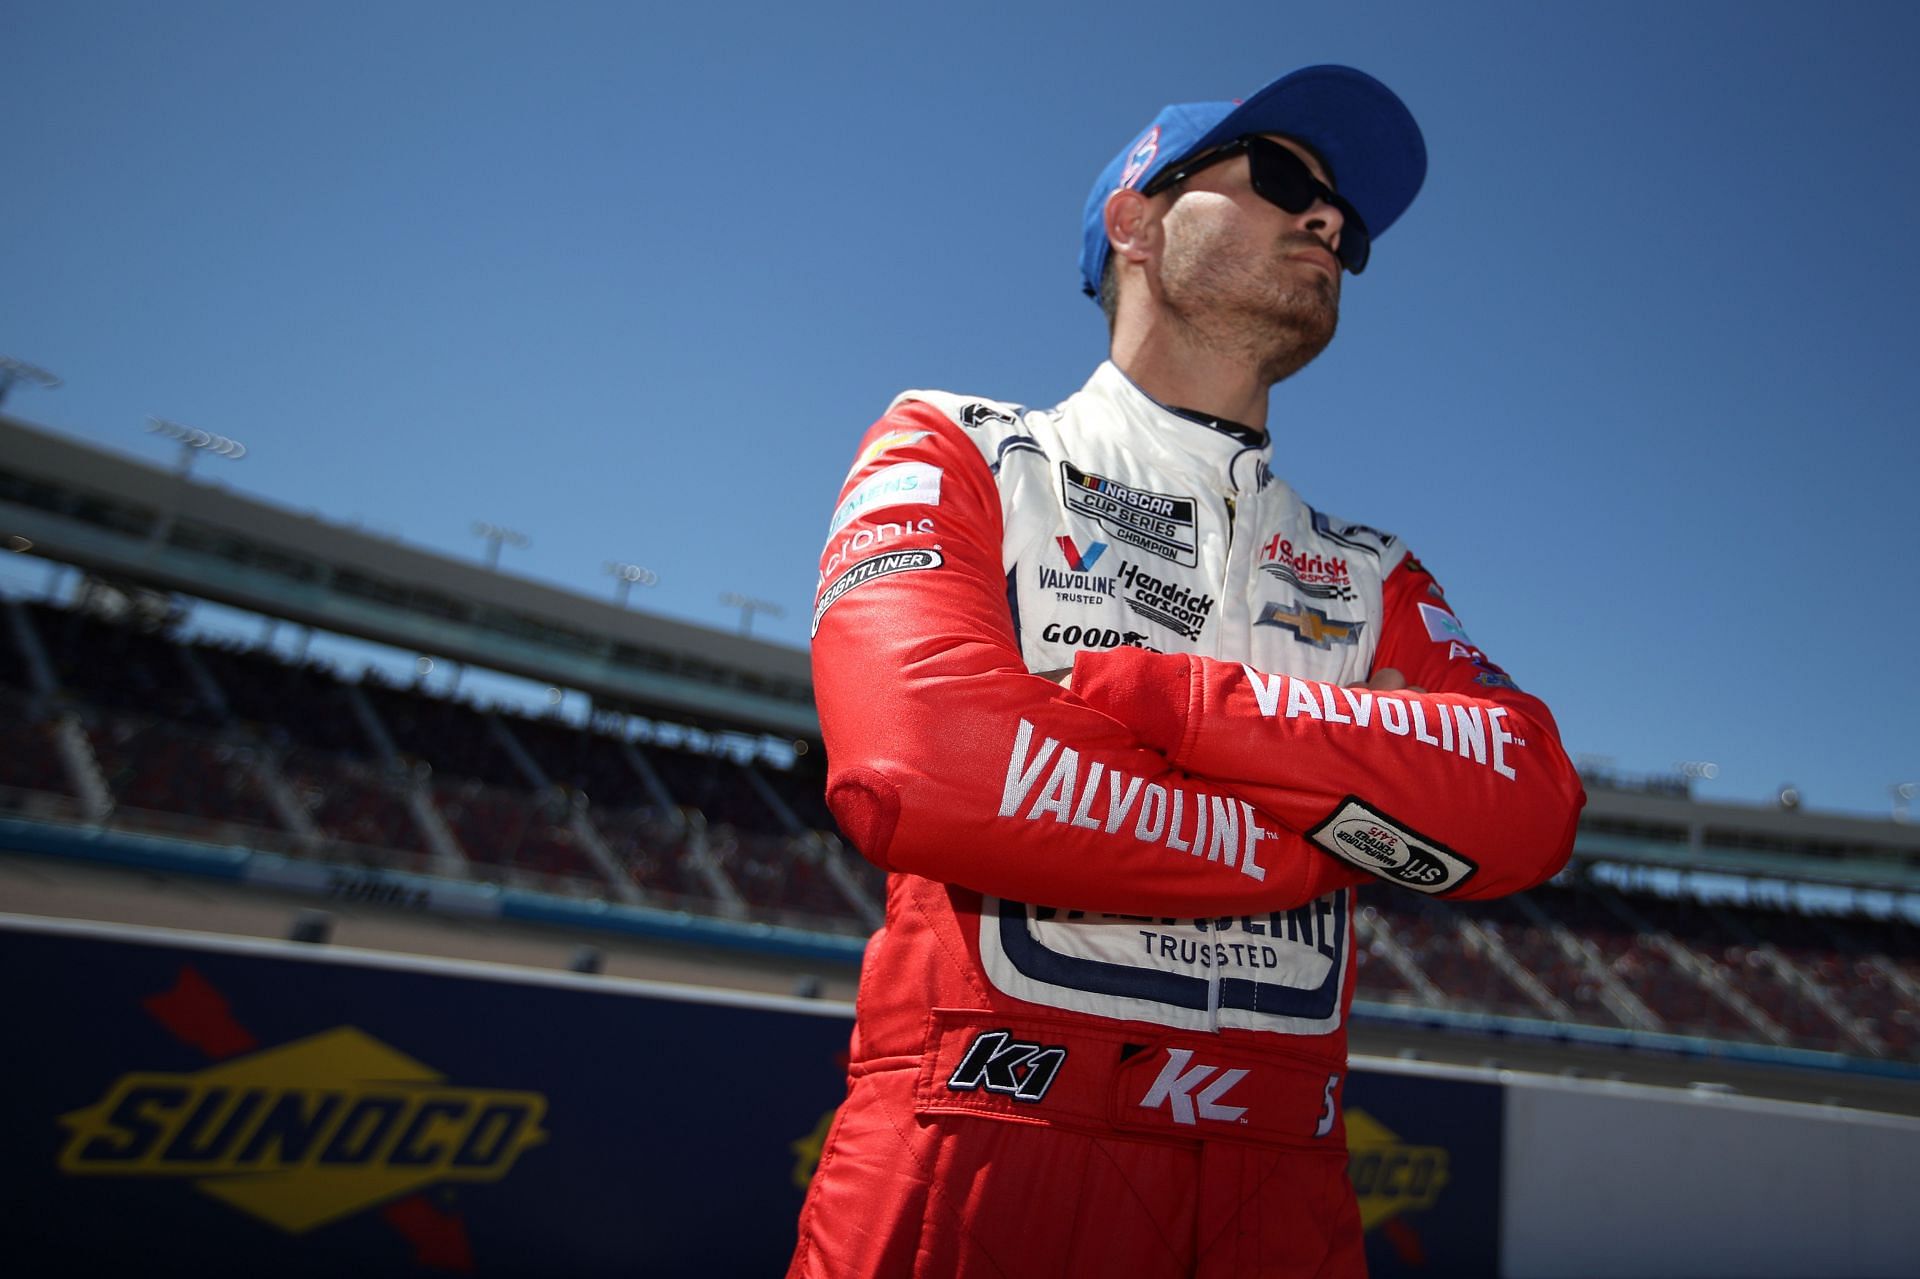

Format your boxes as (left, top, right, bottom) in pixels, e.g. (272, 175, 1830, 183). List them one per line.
(1247, 140, 1371, 274)
(1332, 204, 1369, 274)
(1247, 142, 1320, 213)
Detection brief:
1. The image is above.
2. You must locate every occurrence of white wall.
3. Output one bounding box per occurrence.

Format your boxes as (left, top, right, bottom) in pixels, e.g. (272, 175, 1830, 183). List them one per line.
(1499, 1074, 1920, 1279)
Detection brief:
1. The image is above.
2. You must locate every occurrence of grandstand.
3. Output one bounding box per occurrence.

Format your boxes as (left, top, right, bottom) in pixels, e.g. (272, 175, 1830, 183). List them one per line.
(4, 408, 1918, 1114)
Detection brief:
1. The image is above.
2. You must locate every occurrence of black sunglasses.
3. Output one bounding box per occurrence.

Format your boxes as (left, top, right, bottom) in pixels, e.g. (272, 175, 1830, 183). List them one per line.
(1142, 136, 1371, 274)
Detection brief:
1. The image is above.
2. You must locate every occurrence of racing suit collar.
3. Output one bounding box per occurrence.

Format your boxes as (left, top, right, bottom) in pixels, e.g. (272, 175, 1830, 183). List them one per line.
(1164, 404, 1267, 448)
(1086, 361, 1272, 475)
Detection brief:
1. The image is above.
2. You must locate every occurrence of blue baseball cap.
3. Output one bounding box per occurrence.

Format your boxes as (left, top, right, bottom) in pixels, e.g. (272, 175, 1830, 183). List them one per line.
(1079, 65, 1427, 298)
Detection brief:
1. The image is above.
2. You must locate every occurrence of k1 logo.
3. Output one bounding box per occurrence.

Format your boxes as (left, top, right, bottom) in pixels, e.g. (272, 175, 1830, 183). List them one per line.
(947, 1030, 1067, 1104)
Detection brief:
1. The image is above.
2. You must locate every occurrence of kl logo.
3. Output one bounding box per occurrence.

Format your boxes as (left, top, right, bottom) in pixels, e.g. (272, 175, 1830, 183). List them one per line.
(947, 1030, 1067, 1103)
(1138, 1048, 1247, 1125)
(1056, 536, 1107, 573)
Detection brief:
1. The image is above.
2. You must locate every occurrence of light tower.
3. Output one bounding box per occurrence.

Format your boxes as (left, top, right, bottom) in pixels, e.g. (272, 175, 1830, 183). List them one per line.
(144, 418, 247, 547)
(147, 417, 248, 477)
(720, 592, 784, 637)
(471, 521, 530, 571)
(0, 356, 61, 409)
(603, 561, 659, 607)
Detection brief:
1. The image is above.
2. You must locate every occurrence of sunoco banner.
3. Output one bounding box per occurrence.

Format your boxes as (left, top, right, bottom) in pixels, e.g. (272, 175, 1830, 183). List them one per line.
(1, 916, 1499, 1276)
(3, 920, 852, 1277)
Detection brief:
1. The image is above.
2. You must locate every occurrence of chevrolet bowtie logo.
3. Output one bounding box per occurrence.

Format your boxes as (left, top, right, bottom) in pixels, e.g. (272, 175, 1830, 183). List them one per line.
(1256, 600, 1366, 650)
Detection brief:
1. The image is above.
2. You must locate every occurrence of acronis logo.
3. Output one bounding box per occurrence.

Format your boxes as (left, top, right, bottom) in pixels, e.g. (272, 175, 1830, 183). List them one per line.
(57, 1024, 548, 1234)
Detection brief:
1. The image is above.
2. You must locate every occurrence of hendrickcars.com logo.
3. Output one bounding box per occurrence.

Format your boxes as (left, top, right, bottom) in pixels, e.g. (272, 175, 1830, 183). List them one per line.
(53, 964, 547, 1267)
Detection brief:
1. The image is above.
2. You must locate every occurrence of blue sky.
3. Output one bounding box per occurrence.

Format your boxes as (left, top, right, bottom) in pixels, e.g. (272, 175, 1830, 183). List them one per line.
(3, 1, 1915, 820)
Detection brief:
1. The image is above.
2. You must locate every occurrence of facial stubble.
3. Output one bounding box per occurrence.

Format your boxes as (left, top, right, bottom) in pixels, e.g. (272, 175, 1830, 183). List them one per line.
(1160, 229, 1341, 386)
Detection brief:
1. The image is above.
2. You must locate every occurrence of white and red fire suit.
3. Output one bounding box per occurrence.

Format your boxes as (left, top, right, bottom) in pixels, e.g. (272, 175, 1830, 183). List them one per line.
(792, 361, 1585, 1277)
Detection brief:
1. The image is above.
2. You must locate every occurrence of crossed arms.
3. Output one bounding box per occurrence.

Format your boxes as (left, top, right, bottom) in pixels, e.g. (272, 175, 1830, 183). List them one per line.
(810, 405, 1584, 918)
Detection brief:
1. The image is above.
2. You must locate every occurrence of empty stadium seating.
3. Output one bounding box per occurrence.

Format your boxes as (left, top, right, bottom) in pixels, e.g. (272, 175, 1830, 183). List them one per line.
(3, 597, 1916, 1060)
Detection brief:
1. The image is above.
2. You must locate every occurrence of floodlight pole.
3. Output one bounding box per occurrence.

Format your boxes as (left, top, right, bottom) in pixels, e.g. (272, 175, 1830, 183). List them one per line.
(604, 561, 659, 607)
(472, 521, 530, 571)
(144, 417, 247, 546)
(1673, 760, 1720, 796)
(0, 356, 61, 409)
(147, 417, 248, 480)
(720, 592, 783, 637)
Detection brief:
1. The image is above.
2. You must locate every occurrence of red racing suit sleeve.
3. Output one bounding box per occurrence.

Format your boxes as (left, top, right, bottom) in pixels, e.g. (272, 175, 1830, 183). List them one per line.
(1067, 554, 1586, 899)
(812, 403, 1375, 918)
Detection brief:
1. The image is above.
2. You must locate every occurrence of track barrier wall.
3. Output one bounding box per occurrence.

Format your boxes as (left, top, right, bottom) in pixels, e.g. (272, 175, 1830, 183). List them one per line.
(3, 913, 1915, 1277)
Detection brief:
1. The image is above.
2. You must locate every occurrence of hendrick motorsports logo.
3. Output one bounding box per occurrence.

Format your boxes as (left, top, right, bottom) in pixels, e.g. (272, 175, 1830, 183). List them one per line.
(58, 1025, 549, 1234)
(1259, 533, 1355, 601)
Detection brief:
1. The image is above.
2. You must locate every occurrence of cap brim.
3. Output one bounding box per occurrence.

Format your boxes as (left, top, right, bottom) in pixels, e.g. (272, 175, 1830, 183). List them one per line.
(1179, 65, 1426, 240)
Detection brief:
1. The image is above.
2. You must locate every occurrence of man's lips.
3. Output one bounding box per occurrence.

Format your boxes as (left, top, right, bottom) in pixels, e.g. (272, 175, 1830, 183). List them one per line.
(1286, 246, 1339, 277)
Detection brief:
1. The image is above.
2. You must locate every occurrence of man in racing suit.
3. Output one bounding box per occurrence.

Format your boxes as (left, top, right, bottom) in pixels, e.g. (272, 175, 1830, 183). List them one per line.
(793, 65, 1585, 1277)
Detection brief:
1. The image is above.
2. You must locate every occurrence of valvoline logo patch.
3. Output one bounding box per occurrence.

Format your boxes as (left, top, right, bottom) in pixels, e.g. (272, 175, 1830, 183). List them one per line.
(1055, 535, 1108, 573)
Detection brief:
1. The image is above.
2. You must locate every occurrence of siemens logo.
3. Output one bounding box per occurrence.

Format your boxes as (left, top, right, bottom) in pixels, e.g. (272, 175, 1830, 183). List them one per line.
(827, 462, 942, 537)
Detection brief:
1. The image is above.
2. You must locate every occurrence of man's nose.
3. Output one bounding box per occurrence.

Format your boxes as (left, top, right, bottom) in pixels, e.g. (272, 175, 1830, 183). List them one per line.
(1298, 198, 1343, 250)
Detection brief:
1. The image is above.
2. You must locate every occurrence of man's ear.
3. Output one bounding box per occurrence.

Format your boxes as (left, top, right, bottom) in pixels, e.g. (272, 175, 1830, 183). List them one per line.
(1105, 188, 1157, 267)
